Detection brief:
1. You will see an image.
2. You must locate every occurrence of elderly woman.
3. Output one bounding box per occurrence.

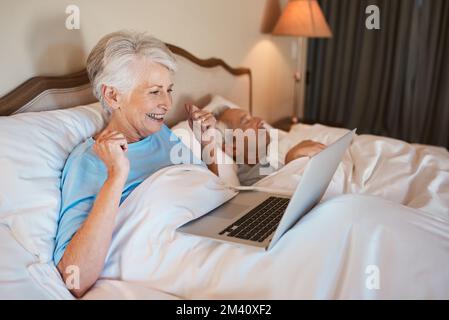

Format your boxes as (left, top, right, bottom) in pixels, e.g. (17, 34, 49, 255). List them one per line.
(53, 31, 218, 297)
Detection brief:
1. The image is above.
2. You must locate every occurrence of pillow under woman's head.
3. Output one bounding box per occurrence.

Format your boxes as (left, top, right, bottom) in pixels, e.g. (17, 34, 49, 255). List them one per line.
(0, 103, 105, 262)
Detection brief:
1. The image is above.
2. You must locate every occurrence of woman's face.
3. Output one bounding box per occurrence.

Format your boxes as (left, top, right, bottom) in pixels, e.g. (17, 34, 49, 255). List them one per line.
(116, 59, 174, 138)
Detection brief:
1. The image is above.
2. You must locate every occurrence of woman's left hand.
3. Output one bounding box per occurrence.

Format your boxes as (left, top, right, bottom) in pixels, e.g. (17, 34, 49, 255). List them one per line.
(185, 103, 217, 147)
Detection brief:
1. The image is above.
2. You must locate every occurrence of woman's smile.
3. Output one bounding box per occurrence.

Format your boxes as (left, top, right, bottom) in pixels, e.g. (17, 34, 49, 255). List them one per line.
(146, 112, 165, 122)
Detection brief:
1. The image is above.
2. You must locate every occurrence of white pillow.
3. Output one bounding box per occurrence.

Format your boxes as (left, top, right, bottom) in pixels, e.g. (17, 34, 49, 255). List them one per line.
(289, 123, 351, 144)
(0, 103, 105, 262)
(277, 123, 352, 164)
(203, 94, 240, 117)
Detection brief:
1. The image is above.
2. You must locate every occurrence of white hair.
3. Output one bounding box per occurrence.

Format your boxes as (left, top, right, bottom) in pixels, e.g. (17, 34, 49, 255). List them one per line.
(86, 30, 177, 117)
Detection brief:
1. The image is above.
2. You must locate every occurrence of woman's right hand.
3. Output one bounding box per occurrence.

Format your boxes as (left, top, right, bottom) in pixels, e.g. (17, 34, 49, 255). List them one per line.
(93, 130, 130, 180)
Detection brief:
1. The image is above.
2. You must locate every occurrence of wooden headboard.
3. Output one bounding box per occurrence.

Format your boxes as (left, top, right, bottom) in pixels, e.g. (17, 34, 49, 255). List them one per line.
(0, 44, 252, 127)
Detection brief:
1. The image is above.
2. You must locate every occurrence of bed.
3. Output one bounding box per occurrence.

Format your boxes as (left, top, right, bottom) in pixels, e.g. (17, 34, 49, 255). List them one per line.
(0, 43, 448, 300)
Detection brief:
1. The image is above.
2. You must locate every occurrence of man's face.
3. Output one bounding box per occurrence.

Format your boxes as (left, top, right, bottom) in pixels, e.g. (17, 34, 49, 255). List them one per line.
(218, 109, 271, 164)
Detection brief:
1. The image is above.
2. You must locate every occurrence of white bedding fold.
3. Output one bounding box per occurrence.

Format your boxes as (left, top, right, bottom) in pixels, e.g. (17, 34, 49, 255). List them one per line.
(95, 164, 449, 299)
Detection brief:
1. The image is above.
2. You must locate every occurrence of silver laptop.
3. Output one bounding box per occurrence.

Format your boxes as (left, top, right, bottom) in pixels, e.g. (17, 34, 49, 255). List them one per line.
(178, 129, 356, 250)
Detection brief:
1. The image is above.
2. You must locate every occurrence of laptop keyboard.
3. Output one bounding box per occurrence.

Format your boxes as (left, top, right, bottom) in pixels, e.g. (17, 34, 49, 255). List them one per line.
(218, 196, 289, 243)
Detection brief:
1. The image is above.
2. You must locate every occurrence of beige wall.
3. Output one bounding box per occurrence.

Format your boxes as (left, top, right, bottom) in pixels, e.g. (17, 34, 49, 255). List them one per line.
(0, 0, 306, 123)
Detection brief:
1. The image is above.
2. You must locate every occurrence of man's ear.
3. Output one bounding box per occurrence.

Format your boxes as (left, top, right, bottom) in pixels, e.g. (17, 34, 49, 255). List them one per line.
(102, 85, 121, 111)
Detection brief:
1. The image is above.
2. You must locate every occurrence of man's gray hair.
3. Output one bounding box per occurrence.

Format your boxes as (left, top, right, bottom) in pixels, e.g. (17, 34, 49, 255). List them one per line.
(86, 30, 177, 117)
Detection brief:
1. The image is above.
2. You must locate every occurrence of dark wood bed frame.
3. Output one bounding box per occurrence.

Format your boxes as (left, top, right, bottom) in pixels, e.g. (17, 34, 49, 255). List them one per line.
(0, 43, 252, 116)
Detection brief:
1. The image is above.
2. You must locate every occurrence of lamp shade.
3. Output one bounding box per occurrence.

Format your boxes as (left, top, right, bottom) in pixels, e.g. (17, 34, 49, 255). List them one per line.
(272, 0, 332, 38)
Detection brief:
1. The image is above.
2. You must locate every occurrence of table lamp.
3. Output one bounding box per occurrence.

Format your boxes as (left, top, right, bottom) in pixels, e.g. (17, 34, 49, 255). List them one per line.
(272, 0, 332, 123)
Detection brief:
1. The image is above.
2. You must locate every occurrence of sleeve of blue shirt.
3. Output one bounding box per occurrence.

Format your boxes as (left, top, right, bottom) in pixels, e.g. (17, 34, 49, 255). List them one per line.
(53, 145, 106, 266)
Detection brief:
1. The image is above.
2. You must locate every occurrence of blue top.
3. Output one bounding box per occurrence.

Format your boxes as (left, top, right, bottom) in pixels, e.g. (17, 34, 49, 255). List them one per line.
(53, 125, 203, 265)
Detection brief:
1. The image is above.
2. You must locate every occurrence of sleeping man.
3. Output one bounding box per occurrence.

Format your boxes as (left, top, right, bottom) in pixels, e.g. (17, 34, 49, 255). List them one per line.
(213, 106, 327, 186)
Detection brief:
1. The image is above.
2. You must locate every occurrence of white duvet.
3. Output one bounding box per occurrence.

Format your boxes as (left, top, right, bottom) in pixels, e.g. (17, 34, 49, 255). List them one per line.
(89, 162, 449, 299)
